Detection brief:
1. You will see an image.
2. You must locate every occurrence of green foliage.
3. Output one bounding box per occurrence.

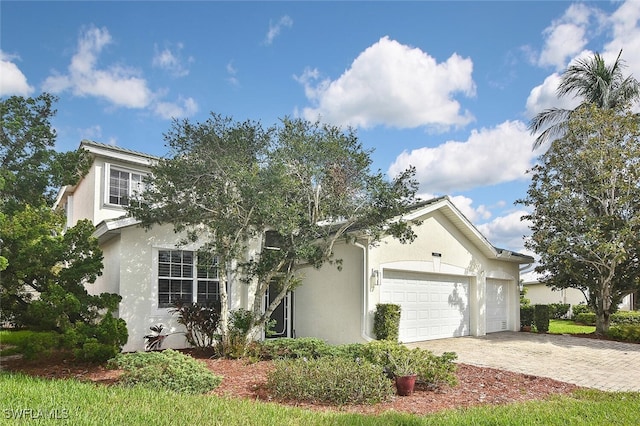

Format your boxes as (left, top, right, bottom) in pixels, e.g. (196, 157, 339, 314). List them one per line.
(9, 330, 62, 360)
(110, 349, 222, 394)
(521, 104, 640, 334)
(548, 319, 595, 335)
(548, 303, 571, 319)
(258, 337, 333, 360)
(266, 357, 395, 405)
(0, 94, 91, 211)
(575, 312, 597, 325)
(519, 286, 530, 307)
(373, 303, 401, 342)
(528, 50, 640, 148)
(572, 304, 592, 317)
(224, 308, 258, 358)
(357, 340, 458, 388)
(170, 301, 220, 350)
(611, 311, 640, 325)
(607, 324, 640, 342)
(534, 305, 550, 333)
(520, 305, 534, 328)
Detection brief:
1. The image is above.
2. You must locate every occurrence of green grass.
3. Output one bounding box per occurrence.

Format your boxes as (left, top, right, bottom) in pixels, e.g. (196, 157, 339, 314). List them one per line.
(1, 373, 639, 425)
(548, 319, 596, 335)
(0, 330, 49, 356)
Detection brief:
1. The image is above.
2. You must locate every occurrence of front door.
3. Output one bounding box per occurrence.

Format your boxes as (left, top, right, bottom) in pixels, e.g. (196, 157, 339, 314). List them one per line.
(264, 283, 293, 339)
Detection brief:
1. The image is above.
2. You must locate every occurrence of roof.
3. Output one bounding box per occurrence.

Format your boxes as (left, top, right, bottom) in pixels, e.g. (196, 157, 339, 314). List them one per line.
(80, 139, 161, 161)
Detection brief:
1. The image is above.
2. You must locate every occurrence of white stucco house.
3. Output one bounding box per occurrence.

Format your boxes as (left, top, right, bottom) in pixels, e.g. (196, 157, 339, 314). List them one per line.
(55, 140, 534, 352)
(521, 270, 636, 314)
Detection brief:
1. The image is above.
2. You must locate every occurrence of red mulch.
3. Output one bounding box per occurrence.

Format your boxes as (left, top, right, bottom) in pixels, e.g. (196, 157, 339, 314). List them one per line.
(1, 352, 579, 416)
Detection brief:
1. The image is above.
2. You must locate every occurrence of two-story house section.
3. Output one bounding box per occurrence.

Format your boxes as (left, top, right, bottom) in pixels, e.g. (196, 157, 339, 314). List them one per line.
(55, 140, 156, 229)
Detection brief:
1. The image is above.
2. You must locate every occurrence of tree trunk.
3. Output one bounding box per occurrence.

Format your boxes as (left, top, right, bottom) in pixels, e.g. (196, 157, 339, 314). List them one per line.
(595, 310, 610, 335)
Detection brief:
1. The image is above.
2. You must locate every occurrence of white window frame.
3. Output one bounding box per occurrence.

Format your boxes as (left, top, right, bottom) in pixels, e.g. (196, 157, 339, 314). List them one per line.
(157, 249, 221, 309)
(104, 163, 145, 207)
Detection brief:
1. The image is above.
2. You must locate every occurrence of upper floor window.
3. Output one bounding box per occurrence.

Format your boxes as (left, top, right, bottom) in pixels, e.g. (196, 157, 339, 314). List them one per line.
(109, 167, 144, 206)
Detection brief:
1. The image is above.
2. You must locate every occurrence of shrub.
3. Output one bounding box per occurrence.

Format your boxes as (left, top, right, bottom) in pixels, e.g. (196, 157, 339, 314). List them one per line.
(549, 303, 570, 319)
(110, 349, 222, 394)
(607, 325, 640, 342)
(575, 312, 596, 325)
(520, 305, 534, 328)
(266, 357, 394, 405)
(17, 331, 62, 360)
(534, 305, 550, 333)
(358, 340, 457, 388)
(611, 311, 640, 325)
(170, 301, 220, 349)
(373, 304, 401, 342)
(258, 337, 332, 360)
(572, 304, 592, 317)
(74, 338, 119, 363)
(224, 308, 257, 359)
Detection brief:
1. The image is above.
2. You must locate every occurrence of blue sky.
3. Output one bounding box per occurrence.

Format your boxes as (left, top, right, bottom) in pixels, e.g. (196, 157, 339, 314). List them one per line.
(1, 1, 636, 257)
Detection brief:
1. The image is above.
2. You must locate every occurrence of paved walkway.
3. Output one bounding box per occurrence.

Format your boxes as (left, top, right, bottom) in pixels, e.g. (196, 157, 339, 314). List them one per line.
(407, 331, 640, 392)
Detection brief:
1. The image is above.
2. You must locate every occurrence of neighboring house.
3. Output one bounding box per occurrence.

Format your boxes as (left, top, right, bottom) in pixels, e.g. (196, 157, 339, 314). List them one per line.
(55, 140, 534, 352)
(521, 271, 636, 313)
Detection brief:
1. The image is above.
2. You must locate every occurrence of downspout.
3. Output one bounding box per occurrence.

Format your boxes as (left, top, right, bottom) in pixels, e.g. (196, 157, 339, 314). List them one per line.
(355, 240, 374, 342)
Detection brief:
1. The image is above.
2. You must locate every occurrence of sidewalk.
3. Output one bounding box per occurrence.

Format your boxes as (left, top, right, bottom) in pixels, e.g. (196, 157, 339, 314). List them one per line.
(407, 331, 640, 392)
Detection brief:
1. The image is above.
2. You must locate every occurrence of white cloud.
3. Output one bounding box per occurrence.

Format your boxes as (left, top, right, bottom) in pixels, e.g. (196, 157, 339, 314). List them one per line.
(389, 120, 538, 194)
(477, 210, 532, 253)
(153, 97, 198, 120)
(0, 51, 34, 96)
(524, 72, 582, 119)
(538, 4, 593, 70)
(78, 124, 103, 140)
(449, 195, 492, 223)
(43, 25, 153, 109)
(604, 0, 640, 77)
(297, 36, 475, 130)
(152, 43, 192, 77)
(264, 15, 293, 45)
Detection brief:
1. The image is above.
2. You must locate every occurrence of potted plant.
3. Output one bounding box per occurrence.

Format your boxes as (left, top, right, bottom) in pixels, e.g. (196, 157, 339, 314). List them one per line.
(389, 350, 420, 396)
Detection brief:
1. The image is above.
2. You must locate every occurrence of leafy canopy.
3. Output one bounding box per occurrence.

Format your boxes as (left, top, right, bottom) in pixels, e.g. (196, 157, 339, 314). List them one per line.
(129, 114, 419, 343)
(520, 104, 640, 333)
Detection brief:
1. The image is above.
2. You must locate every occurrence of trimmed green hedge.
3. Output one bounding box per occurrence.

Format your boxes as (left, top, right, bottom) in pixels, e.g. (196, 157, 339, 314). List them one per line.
(607, 324, 640, 342)
(611, 311, 640, 325)
(534, 304, 550, 332)
(520, 305, 534, 328)
(373, 303, 401, 342)
(575, 312, 596, 325)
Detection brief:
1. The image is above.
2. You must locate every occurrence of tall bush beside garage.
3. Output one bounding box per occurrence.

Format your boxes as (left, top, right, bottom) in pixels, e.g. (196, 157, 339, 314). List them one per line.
(534, 304, 550, 333)
(373, 304, 401, 342)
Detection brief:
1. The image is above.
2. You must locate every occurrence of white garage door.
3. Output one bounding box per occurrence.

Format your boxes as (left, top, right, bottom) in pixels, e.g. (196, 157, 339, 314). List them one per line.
(380, 270, 470, 342)
(486, 279, 509, 333)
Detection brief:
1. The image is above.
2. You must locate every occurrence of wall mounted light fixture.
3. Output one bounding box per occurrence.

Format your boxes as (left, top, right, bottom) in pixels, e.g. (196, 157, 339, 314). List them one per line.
(371, 269, 380, 286)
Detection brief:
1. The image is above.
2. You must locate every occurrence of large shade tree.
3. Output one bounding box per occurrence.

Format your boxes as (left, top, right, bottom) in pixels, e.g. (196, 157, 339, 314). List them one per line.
(529, 50, 640, 149)
(129, 114, 419, 350)
(0, 94, 114, 337)
(520, 104, 640, 334)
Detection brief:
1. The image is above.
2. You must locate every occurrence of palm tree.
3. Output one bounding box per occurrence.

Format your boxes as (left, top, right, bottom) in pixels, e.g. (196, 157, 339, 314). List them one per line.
(529, 50, 640, 149)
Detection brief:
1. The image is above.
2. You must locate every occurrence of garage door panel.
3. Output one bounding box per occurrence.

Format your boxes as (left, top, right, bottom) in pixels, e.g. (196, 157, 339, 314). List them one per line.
(380, 271, 470, 342)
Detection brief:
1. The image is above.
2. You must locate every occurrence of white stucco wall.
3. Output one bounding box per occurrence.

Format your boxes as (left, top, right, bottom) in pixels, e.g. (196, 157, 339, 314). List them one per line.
(524, 283, 587, 308)
(293, 241, 366, 345)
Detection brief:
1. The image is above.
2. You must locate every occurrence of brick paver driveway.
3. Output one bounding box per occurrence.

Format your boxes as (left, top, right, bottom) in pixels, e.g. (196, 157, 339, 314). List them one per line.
(407, 331, 640, 391)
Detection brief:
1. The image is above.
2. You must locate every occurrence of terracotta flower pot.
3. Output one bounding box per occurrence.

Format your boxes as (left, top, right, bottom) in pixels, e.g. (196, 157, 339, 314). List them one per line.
(395, 374, 417, 396)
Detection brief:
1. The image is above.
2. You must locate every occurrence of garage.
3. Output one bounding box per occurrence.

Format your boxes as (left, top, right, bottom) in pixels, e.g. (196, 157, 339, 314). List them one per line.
(486, 279, 509, 333)
(380, 270, 470, 342)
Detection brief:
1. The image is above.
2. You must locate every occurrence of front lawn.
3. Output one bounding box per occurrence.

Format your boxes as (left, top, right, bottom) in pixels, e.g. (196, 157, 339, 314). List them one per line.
(548, 319, 596, 335)
(1, 373, 638, 425)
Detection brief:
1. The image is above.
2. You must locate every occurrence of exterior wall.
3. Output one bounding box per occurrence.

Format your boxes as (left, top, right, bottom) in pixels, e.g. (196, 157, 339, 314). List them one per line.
(524, 283, 587, 308)
(115, 224, 240, 352)
(368, 210, 521, 339)
(293, 241, 366, 345)
(89, 236, 120, 296)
